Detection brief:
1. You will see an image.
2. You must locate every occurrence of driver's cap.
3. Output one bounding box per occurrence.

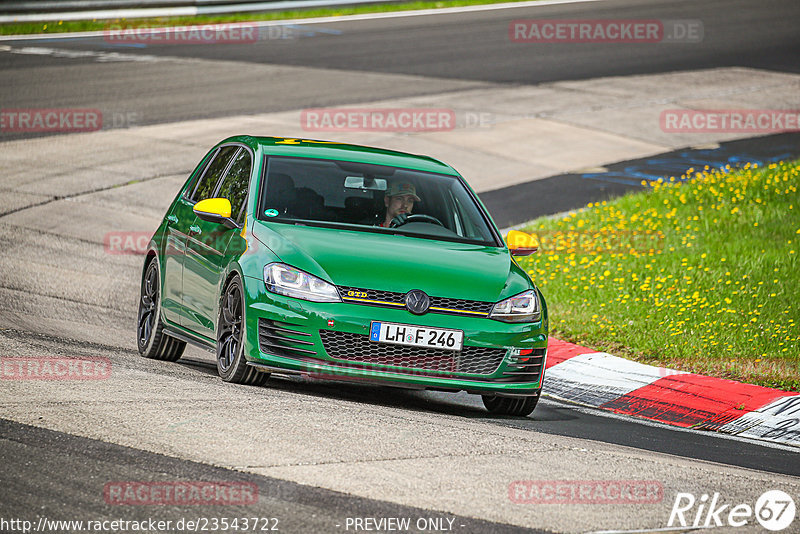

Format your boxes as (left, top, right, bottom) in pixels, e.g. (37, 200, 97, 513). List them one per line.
(386, 182, 420, 201)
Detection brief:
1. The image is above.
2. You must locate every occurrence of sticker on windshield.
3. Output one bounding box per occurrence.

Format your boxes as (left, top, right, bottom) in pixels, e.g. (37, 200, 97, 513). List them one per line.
(264, 209, 279, 217)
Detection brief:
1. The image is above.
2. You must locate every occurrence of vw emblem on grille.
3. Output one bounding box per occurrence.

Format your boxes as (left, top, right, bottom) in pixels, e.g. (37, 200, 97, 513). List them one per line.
(405, 290, 430, 315)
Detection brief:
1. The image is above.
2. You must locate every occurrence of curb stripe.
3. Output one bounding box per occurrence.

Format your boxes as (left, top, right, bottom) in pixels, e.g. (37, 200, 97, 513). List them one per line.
(599, 374, 793, 429)
(545, 352, 676, 407)
(544, 337, 799, 447)
(717, 395, 800, 446)
(544, 337, 592, 367)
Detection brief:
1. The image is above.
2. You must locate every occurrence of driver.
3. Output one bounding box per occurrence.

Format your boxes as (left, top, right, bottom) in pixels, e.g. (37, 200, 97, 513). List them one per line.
(380, 182, 420, 227)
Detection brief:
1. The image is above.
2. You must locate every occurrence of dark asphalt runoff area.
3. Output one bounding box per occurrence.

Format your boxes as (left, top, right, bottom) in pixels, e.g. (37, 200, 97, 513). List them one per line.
(2, 384, 797, 533)
(202, 368, 800, 478)
(1, 0, 798, 131)
(486, 132, 800, 227)
(0, 418, 547, 534)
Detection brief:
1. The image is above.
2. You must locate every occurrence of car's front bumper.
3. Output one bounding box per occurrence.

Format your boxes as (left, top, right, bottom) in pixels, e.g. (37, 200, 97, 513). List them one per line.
(242, 276, 547, 396)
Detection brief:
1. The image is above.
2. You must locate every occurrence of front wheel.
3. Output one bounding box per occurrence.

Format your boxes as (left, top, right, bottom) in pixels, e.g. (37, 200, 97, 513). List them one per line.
(482, 394, 539, 417)
(137, 257, 186, 361)
(217, 275, 269, 386)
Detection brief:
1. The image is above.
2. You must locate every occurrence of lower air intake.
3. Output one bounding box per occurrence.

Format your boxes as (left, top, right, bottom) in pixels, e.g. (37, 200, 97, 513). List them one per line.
(319, 330, 506, 376)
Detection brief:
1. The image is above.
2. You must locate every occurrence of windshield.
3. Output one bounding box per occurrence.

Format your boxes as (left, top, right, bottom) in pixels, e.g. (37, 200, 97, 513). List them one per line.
(258, 156, 500, 246)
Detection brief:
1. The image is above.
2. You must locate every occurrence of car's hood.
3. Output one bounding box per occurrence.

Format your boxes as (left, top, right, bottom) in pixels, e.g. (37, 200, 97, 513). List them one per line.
(252, 221, 531, 302)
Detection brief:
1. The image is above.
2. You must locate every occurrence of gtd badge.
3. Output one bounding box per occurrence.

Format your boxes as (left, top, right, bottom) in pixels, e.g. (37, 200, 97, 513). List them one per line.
(405, 290, 430, 315)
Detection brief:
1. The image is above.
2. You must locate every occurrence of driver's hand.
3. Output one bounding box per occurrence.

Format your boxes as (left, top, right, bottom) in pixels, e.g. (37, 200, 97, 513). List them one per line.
(390, 213, 409, 228)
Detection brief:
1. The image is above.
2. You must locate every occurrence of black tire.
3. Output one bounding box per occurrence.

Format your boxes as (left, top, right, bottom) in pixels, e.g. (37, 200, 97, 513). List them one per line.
(217, 275, 269, 386)
(137, 257, 186, 361)
(482, 394, 539, 417)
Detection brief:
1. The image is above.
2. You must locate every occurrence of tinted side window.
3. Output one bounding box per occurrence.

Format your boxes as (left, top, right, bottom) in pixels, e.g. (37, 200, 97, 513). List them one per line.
(216, 149, 252, 224)
(183, 149, 216, 198)
(189, 145, 238, 202)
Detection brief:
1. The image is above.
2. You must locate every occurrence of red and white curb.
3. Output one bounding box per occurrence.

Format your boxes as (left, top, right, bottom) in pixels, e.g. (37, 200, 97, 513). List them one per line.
(543, 338, 800, 448)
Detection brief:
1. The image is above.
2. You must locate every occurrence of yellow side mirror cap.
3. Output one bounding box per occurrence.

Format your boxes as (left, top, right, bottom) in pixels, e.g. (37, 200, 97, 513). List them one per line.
(506, 230, 539, 256)
(194, 197, 232, 219)
(193, 198, 238, 229)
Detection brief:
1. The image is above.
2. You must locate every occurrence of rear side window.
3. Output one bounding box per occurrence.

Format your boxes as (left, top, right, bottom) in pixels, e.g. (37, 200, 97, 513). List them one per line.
(216, 148, 252, 224)
(189, 145, 238, 202)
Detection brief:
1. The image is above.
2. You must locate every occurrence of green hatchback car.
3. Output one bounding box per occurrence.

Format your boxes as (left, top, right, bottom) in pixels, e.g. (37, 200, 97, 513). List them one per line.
(138, 136, 548, 416)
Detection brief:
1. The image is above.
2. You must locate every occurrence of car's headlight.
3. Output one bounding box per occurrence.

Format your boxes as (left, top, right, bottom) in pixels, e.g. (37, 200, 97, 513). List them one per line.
(264, 263, 341, 303)
(489, 290, 540, 323)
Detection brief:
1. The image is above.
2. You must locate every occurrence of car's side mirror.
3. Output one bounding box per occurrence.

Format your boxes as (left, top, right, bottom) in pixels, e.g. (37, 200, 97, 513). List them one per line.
(193, 198, 239, 229)
(506, 230, 539, 256)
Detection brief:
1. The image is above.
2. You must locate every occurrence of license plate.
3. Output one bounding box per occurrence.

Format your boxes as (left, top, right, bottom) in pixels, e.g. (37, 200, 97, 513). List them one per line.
(369, 321, 464, 351)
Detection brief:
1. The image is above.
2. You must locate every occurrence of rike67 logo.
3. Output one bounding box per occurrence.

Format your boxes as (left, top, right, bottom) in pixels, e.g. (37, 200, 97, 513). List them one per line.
(668, 490, 796, 531)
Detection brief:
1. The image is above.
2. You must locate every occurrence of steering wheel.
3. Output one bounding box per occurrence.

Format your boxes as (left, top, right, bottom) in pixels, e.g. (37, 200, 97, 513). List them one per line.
(390, 213, 445, 228)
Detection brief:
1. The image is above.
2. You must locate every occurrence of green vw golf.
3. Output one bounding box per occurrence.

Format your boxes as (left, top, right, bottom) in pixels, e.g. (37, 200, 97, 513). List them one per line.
(137, 136, 548, 416)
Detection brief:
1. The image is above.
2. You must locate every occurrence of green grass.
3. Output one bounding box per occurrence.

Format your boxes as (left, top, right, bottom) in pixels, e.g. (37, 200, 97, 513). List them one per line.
(0, 0, 534, 35)
(517, 160, 800, 391)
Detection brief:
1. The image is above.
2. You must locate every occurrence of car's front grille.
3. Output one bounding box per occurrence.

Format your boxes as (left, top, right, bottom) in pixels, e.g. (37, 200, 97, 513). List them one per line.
(497, 348, 546, 383)
(337, 286, 493, 317)
(318, 330, 506, 376)
(429, 296, 493, 314)
(258, 318, 317, 358)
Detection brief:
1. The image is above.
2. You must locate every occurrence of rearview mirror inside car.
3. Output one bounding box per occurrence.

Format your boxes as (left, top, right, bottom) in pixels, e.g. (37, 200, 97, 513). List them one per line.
(344, 175, 387, 191)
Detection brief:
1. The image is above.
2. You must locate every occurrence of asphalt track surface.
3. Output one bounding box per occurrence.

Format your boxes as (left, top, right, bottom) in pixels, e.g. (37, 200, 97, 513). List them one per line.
(0, 419, 546, 534)
(1, 0, 798, 132)
(486, 132, 800, 227)
(1, 394, 798, 534)
(1, 0, 799, 532)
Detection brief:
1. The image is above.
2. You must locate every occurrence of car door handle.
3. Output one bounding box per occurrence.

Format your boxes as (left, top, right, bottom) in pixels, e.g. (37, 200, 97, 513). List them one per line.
(189, 225, 201, 235)
(166, 215, 178, 224)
